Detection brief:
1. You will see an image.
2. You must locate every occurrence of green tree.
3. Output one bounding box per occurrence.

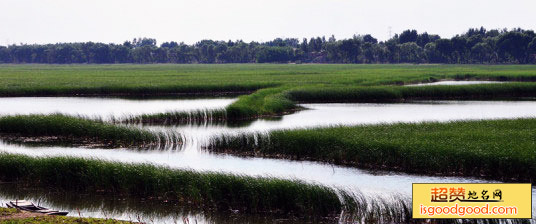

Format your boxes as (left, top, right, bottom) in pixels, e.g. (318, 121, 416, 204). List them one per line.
(497, 32, 532, 63)
(399, 42, 424, 63)
(399, 30, 418, 44)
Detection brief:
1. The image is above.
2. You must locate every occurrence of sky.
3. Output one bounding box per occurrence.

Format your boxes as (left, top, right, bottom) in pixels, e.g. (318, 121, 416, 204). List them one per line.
(1, 0, 536, 46)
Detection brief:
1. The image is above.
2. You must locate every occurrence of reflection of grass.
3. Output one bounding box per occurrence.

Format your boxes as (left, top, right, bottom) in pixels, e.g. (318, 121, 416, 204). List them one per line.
(0, 185, 213, 224)
(211, 118, 536, 182)
(0, 154, 343, 217)
(0, 207, 128, 224)
(120, 109, 227, 125)
(0, 175, 415, 223)
(0, 185, 353, 223)
(0, 115, 160, 147)
(0, 171, 527, 223)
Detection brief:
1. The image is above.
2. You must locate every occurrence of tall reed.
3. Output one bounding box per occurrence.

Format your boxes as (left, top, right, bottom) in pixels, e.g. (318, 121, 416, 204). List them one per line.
(0, 114, 164, 147)
(0, 153, 343, 217)
(210, 118, 536, 182)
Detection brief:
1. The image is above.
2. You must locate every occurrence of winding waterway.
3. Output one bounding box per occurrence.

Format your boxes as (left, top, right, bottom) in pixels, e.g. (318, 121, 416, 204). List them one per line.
(0, 95, 535, 223)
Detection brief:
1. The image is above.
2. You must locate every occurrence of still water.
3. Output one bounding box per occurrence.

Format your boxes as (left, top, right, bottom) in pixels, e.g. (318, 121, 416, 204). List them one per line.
(0, 185, 290, 224)
(405, 80, 506, 86)
(0, 97, 234, 121)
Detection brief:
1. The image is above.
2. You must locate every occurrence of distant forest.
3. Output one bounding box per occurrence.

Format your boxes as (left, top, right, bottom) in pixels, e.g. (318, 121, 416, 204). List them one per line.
(1, 27, 536, 64)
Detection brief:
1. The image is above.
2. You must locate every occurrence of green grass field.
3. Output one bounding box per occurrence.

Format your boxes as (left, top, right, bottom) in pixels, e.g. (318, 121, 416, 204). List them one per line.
(211, 118, 536, 182)
(1, 64, 536, 96)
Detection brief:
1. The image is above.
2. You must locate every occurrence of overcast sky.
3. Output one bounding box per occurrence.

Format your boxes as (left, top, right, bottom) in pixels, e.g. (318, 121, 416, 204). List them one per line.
(1, 0, 535, 46)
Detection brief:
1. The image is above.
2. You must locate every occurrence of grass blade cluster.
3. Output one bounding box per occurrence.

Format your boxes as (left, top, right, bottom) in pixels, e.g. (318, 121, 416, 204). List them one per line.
(119, 109, 227, 125)
(0, 114, 164, 147)
(288, 82, 536, 103)
(223, 82, 536, 120)
(210, 118, 536, 182)
(0, 153, 343, 217)
(226, 87, 296, 120)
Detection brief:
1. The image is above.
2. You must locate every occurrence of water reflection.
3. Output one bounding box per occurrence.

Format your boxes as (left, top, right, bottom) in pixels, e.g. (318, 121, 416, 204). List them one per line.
(0, 97, 235, 121)
(157, 100, 536, 131)
(405, 80, 506, 86)
(0, 184, 311, 224)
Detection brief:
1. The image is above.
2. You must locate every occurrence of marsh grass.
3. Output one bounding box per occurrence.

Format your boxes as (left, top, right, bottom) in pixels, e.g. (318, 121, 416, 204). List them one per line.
(288, 82, 536, 103)
(0, 184, 409, 223)
(116, 82, 536, 123)
(226, 87, 296, 120)
(0, 156, 531, 223)
(223, 82, 536, 120)
(0, 114, 166, 147)
(210, 118, 536, 182)
(2, 64, 536, 96)
(0, 153, 344, 217)
(4, 64, 536, 121)
(0, 155, 418, 222)
(121, 87, 298, 123)
(119, 109, 228, 125)
(6, 64, 536, 121)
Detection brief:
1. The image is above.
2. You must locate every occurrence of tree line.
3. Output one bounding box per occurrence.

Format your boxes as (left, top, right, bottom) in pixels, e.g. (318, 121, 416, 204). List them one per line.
(1, 27, 536, 64)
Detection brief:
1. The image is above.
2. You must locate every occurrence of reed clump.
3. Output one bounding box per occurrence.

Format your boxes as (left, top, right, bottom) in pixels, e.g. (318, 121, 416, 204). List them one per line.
(120, 109, 228, 125)
(211, 118, 536, 182)
(287, 82, 536, 103)
(221, 82, 536, 121)
(0, 155, 528, 222)
(0, 114, 160, 147)
(226, 87, 296, 120)
(0, 153, 343, 217)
